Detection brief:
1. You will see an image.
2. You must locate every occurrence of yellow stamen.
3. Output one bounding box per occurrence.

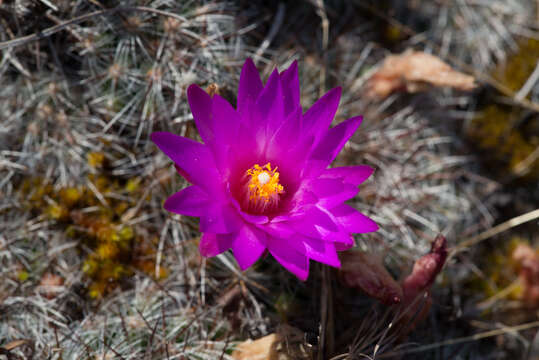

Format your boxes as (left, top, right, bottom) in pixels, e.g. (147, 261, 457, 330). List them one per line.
(245, 163, 284, 207)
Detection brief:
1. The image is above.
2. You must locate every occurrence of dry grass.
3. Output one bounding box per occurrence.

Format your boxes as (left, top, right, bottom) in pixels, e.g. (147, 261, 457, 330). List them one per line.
(1, 1, 538, 359)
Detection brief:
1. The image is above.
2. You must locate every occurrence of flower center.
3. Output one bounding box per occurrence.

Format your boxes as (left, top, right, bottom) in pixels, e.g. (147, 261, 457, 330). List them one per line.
(244, 163, 284, 213)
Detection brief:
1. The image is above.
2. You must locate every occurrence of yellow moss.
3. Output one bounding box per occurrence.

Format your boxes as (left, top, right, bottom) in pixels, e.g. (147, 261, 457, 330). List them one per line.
(59, 187, 81, 207)
(82, 258, 97, 277)
(46, 203, 68, 220)
(468, 104, 539, 181)
(468, 38, 539, 181)
(18, 270, 29, 282)
(157, 267, 168, 279)
(125, 178, 141, 193)
(475, 237, 535, 302)
(93, 223, 114, 242)
(384, 24, 405, 43)
(509, 281, 525, 299)
(24, 178, 54, 208)
(87, 152, 105, 168)
(96, 242, 119, 259)
(114, 201, 129, 216)
(112, 264, 127, 279)
(89, 282, 107, 299)
(495, 38, 539, 94)
(119, 226, 134, 241)
(92, 175, 111, 193)
(18, 174, 167, 299)
(65, 225, 76, 237)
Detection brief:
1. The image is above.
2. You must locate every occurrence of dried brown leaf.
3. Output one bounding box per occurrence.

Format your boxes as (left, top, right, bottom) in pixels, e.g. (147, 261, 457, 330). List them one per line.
(366, 50, 476, 98)
(231, 334, 280, 360)
(38, 272, 64, 299)
(2, 339, 30, 351)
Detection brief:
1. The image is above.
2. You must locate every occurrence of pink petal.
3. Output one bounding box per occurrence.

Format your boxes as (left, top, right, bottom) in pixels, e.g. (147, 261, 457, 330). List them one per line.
(164, 186, 210, 216)
(151, 132, 220, 193)
(307, 115, 363, 175)
(290, 235, 341, 267)
(199, 204, 242, 234)
(306, 178, 358, 207)
(237, 58, 263, 114)
(229, 197, 269, 225)
(231, 225, 267, 270)
(199, 233, 234, 257)
(321, 165, 374, 186)
(212, 94, 240, 147)
(334, 241, 354, 251)
(279, 60, 300, 115)
(210, 94, 241, 173)
(330, 203, 378, 233)
(261, 221, 296, 238)
(302, 87, 342, 143)
(288, 206, 339, 239)
(187, 84, 214, 144)
(267, 237, 310, 281)
(266, 106, 302, 159)
(256, 68, 285, 137)
(322, 231, 354, 245)
(234, 97, 260, 157)
(267, 216, 352, 245)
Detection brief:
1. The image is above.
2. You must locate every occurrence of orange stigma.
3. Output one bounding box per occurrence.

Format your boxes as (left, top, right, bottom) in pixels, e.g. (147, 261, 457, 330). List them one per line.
(244, 163, 284, 212)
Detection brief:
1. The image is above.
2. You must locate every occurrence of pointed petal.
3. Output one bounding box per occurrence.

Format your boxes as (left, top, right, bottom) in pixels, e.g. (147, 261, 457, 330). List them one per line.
(187, 84, 214, 144)
(306, 178, 359, 207)
(334, 241, 354, 251)
(151, 132, 220, 192)
(280, 60, 300, 115)
(268, 237, 310, 280)
(307, 115, 363, 175)
(237, 58, 263, 114)
(330, 203, 378, 233)
(231, 225, 267, 270)
(229, 197, 269, 225)
(199, 233, 233, 257)
(271, 208, 353, 245)
(233, 97, 262, 158)
(321, 165, 374, 186)
(290, 235, 341, 267)
(302, 87, 342, 143)
(262, 221, 296, 238)
(322, 231, 354, 245)
(199, 204, 242, 234)
(256, 68, 285, 136)
(266, 106, 302, 160)
(164, 186, 210, 216)
(288, 206, 339, 239)
(212, 94, 240, 147)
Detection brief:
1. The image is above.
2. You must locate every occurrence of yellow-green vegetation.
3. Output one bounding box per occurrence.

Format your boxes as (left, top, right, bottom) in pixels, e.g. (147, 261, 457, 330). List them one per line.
(494, 38, 539, 94)
(468, 105, 539, 180)
(468, 38, 539, 181)
(87, 151, 106, 169)
(472, 237, 533, 304)
(19, 170, 167, 299)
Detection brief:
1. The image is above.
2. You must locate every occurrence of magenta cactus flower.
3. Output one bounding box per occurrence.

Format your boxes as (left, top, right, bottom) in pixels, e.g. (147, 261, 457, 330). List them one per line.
(151, 59, 378, 280)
